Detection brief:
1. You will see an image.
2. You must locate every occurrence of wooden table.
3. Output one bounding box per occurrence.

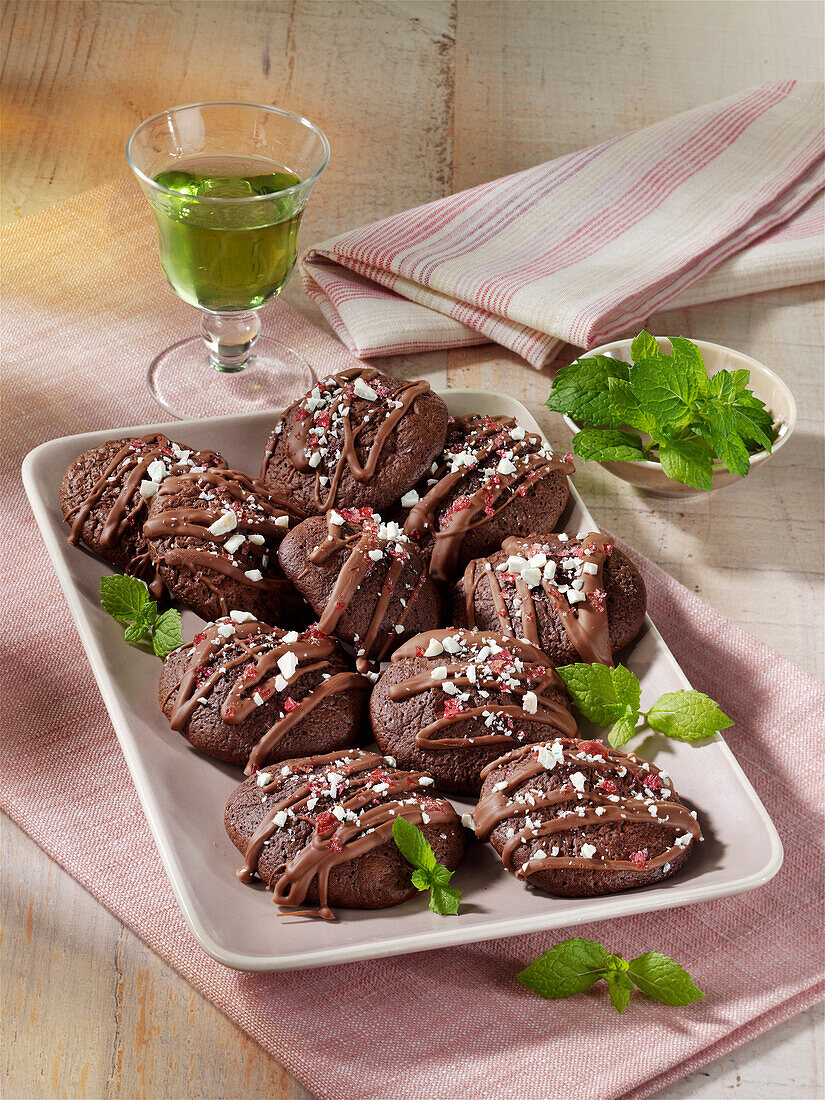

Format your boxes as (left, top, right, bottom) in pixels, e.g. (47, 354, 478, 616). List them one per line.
(3, 2, 823, 1097)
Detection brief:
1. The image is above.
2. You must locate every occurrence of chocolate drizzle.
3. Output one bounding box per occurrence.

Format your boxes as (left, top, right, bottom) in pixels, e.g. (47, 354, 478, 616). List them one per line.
(307, 510, 427, 672)
(463, 533, 614, 665)
(63, 434, 222, 598)
(387, 628, 577, 749)
(236, 748, 459, 919)
(402, 415, 574, 583)
(264, 368, 433, 512)
(143, 468, 300, 615)
(162, 617, 369, 774)
(473, 739, 702, 881)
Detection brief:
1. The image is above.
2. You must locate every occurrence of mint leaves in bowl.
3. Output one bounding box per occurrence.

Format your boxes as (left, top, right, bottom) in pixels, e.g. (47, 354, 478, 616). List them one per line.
(546, 332, 796, 497)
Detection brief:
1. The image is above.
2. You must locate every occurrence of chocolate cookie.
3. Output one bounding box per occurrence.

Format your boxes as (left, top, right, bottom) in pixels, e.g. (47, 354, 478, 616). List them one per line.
(225, 747, 465, 917)
(473, 738, 701, 897)
(369, 628, 578, 795)
(159, 615, 369, 772)
(401, 415, 574, 584)
(60, 434, 225, 598)
(453, 532, 646, 666)
(277, 509, 441, 672)
(143, 468, 305, 624)
(260, 367, 449, 516)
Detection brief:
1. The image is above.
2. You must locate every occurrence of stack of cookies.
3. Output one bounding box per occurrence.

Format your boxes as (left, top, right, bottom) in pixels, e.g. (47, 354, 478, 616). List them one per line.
(61, 367, 700, 920)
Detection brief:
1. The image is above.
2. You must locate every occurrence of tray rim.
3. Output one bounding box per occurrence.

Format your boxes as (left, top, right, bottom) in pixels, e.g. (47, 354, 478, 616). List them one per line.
(21, 390, 784, 971)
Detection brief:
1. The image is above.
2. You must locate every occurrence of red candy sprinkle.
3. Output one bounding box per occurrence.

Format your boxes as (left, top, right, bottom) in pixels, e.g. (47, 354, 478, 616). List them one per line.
(328, 835, 343, 853)
(598, 779, 618, 794)
(283, 697, 298, 713)
(589, 589, 607, 612)
(415, 646, 426, 658)
(563, 452, 575, 464)
(314, 411, 331, 428)
(306, 624, 328, 641)
(629, 849, 648, 868)
(443, 699, 464, 718)
(315, 811, 338, 834)
(242, 661, 258, 680)
(645, 772, 662, 791)
(193, 631, 207, 644)
(579, 739, 605, 757)
(293, 407, 308, 421)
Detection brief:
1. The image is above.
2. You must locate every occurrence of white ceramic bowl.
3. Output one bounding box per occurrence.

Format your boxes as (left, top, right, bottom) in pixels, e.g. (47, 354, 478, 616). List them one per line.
(561, 337, 797, 498)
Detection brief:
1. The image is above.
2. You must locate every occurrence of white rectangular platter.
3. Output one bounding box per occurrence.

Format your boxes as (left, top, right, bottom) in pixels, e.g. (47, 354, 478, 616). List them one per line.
(22, 389, 783, 971)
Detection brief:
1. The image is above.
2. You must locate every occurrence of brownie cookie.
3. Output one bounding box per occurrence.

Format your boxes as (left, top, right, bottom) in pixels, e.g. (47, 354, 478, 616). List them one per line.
(400, 414, 574, 584)
(260, 367, 449, 516)
(60, 434, 225, 598)
(369, 628, 578, 795)
(225, 747, 465, 917)
(277, 509, 441, 672)
(159, 615, 369, 773)
(454, 532, 646, 666)
(143, 468, 305, 624)
(473, 738, 701, 897)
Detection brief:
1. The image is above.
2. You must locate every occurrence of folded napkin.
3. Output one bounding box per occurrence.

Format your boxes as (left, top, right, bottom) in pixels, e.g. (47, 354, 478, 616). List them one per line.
(3, 190, 824, 1100)
(302, 81, 825, 368)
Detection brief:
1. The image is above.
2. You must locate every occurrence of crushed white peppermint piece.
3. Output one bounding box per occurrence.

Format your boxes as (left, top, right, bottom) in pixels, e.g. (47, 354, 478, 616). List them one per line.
(424, 638, 444, 657)
(244, 568, 264, 581)
(400, 489, 419, 508)
(522, 690, 538, 714)
(277, 651, 299, 680)
(580, 843, 597, 859)
(223, 532, 245, 554)
(139, 479, 159, 499)
(209, 510, 238, 536)
(230, 610, 256, 623)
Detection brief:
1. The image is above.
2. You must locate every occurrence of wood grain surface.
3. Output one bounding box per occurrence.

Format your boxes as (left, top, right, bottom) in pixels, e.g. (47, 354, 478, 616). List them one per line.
(2, 2, 823, 1098)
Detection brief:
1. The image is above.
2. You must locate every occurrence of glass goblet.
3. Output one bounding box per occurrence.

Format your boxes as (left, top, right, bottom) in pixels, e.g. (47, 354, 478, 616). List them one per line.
(126, 101, 329, 419)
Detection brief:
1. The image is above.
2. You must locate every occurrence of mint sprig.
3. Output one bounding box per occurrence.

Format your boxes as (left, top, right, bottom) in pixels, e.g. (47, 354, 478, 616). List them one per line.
(391, 815, 461, 915)
(518, 937, 704, 1014)
(100, 575, 183, 658)
(546, 331, 775, 490)
(555, 662, 732, 748)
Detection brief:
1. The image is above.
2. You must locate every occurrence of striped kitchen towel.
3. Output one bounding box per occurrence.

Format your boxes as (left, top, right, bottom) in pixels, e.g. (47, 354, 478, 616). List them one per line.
(301, 81, 825, 368)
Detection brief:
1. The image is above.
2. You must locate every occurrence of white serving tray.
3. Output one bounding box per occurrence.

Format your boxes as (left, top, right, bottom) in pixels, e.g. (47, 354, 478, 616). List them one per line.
(22, 390, 783, 971)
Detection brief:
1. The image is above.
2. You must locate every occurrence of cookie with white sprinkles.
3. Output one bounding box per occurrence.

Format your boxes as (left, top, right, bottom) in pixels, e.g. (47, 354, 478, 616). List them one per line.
(369, 628, 578, 795)
(143, 468, 305, 624)
(401, 414, 574, 584)
(225, 747, 465, 918)
(261, 367, 449, 516)
(473, 738, 701, 897)
(159, 616, 369, 772)
(277, 508, 441, 671)
(60, 434, 226, 599)
(454, 532, 646, 665)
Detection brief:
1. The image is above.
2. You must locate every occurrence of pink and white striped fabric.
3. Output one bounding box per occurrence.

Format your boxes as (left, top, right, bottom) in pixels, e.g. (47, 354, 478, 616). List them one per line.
(302, 81, 825, 368)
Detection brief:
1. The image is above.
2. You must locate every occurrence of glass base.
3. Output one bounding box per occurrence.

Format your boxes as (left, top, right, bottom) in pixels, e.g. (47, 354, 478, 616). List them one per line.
(147, 334, 315, 419)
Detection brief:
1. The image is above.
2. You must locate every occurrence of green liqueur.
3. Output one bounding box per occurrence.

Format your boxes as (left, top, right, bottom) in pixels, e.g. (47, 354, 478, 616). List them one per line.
(150, 156, 303, 311)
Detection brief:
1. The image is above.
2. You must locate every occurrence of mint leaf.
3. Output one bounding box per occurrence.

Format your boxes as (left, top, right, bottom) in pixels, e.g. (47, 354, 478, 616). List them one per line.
(152, 608, 184, 658)
(631, 330, 659, 362)
(607, 377, 657, 432)
(729, 399, 774, 453)
(646, 690, 732, 742)
(100, 574, 152, 621)
(670, 336, 710, 398)
(629, 355, 700, 429)
(573, 428, 647, 462)
(658, 437, 714, 491)
(124, 617, 152, 644)
(391, 815, 437, 873)
(429, 883, 461, 915)
(556, 663, 641, 726)
(517, 938, 611, 999)
(604, 958, 634, 1014)
(628, 952, 704, 1006)
(392, 816, 461, 915)
(693, 407, 751, 477)
(546, 355, 630, 425)
(608, 711, 640, 748)
(410, 868, 433, 892)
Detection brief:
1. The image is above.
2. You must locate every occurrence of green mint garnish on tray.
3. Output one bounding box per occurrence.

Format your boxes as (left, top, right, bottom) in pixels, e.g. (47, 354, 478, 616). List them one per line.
(391, 815, 462, 915)
(100, 575, 183, 658)
(545, 330, 775, 490)
(518, 937, 704, 1014)
(555, 663, 732, 748)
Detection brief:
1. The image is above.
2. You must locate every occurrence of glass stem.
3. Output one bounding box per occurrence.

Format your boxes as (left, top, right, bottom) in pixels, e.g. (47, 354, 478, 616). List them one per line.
(200, 309, 261, 372)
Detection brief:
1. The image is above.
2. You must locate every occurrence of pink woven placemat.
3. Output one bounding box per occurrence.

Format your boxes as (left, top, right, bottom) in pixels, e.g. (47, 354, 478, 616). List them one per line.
(2, 186, 823, 1100)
